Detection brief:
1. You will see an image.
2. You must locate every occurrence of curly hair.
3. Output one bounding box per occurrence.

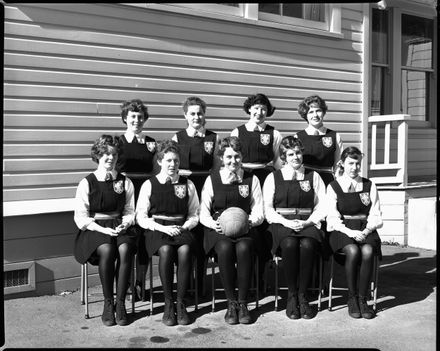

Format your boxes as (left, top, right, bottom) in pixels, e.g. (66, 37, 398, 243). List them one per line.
(156, 139, 181, 161)
(297, 95, 328, 121)
(182, 96, 207, 114)
(243, 93, 276, 117)
(120, 99, 149, 124)
(90, 135, 121, 163)
(217, 136, 243, 158)
(279, 135, 305, 162)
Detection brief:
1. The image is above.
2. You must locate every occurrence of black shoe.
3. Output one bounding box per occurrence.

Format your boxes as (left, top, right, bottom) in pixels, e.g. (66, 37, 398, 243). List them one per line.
(238, 303, 252, 324)
(224, 300, 239, 325)
(115, 299, 128, 326)
(101, 298, 116, 327)
(286, 294, 300, 320)
(176, 300, 191, 325)
(347, 294, 361, 319)
(358, 296, 375, 319)
(162, 300, 177, 326)
(299, 294, 316, 319)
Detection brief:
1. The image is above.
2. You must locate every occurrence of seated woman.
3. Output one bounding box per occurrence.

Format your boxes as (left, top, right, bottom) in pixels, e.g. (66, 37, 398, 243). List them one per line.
(199, 136, 264, 325)
(263, 136, 326, 320)
(74, 135, 137, 327)
(326, 146, 383, 319)
(116, 98, 157, 301)
(136, 140, 199, 326)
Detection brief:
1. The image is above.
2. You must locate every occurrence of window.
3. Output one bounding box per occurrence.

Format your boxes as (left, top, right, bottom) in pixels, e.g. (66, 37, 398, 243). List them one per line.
(166, 3, 244, 17)
(370, 5, 436, 123)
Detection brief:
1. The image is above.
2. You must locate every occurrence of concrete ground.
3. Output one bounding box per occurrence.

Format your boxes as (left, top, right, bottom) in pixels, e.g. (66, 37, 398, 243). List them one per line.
(1, 245, 437, 350)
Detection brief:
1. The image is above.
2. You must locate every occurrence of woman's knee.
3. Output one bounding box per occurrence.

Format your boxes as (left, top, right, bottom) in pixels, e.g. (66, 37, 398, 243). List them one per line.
(280, 236, 300, 252)
(342, 243, 361, 259)
(300, 237, 318, 252)
(97, 243, 117, 260)
(361, 244, 374, 259)
(158, 245, 176, 258)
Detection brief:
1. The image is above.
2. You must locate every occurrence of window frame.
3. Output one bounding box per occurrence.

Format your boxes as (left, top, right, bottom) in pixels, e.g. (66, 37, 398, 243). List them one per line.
(370, 1, 437, 127)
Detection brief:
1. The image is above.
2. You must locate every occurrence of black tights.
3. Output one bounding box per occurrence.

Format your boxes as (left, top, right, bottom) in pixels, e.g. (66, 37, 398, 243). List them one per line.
(280, 236, 318, 296)
(157, 244, 192, 302)
(342, 243, 374, 297)
(214, 238, 253, 304)
(96, 243, 135, 300)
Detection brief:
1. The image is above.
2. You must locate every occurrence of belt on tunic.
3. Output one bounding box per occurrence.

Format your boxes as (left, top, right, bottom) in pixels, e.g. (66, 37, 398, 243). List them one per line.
(178, 169, 211, 176)
(152, 214, 185, 222)
(242, 162, 272, 170)
(304, 165, 333, 173)
(343, 214, 368, 220)
(93, 211, 121, 220)
(276, 207, 313, 216)
(122, 172, 153, 179)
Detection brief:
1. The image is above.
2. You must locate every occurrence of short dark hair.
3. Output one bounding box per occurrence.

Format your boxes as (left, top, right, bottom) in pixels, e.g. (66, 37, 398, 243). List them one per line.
(243, 93, 276, 117)
(279, 135, 304, 162)
(156, 140, 180, 161)
(90, 135, 121, 163)
(120, 99, 149, 124)
(340, 146, 363, 162)
(182, 96, 207, 114)
(297, 95, 328, 121)
(217, 136, 242, 158)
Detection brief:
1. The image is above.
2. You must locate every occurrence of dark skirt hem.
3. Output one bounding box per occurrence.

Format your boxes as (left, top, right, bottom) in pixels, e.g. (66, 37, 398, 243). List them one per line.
(144, 229, 196, 257)
(270, 223, 324, 256)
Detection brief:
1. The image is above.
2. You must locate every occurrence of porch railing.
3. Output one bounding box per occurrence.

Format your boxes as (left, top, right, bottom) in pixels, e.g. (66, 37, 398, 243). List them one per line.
(368, 114, 411, 187)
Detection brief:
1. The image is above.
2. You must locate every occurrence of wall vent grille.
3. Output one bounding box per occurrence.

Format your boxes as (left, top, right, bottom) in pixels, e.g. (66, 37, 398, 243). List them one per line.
(4, 268, 29, 287)
(3, 261, 36, 294)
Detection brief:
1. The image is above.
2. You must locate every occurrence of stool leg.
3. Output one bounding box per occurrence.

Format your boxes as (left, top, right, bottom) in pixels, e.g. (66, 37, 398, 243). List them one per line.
(80, 264, 85, 305)
(194, 256, 198, 312)
(274, 256, 279, 312)
(131, 255, 136, 314)
(149, 256, 153, 316)
(318, 256, 323, 311)
(373, 256, 379, 311)
(84, 263, 89, 319)
(211, 258, 215, 313)
(328, 257, 334, 311)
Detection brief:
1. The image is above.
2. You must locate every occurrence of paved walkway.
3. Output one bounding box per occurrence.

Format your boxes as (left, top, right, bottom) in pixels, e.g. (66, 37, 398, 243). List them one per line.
(2, 245, 437, 350)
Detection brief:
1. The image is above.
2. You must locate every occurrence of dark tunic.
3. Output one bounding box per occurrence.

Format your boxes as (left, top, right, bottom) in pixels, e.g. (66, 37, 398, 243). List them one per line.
(143, 176, 196, 256)
(74, 173, 138, 265)
(296, 129, 337, 186)
(116, 134, 156, 201)
(269, 169, 324, 256)
(328, 178, 382, 259)
(203, 170, 257, 254)
(237, 124, 275, 185)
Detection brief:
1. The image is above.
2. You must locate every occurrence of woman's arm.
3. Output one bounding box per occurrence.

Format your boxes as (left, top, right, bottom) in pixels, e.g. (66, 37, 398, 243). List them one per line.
(199, 176, 218, 230)
(249, 175, 264, 227)
(181, 179, 200, 231)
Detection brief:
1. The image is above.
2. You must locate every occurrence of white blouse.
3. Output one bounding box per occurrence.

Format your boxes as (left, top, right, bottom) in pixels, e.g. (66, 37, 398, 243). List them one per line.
(262, 165, 326, 228)
(74, 169, 135, 230)
(199, 168, 264, 230)
(136, 173, 199, 231)
(326, 174, 383, 233)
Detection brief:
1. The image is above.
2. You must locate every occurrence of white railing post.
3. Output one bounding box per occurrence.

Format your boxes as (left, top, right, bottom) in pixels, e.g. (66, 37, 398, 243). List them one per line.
(368, 114, 411, 186)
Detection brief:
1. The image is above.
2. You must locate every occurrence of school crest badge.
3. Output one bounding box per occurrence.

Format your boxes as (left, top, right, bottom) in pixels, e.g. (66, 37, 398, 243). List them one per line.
(322, 137, 333, 148)
(238, 184, 249, 198)
(260, 134, 271, 146)
(204, 141, 214, 154)
(146, 142, 156, 153)
(113, 180, 124, 194)
(174, 185, 187, 199)
(299, 180, 311, 192)
(359, 192, 371, 206)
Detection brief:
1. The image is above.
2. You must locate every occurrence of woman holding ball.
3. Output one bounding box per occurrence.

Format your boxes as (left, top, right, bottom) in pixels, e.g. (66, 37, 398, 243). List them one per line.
(199, 136, 264, 325)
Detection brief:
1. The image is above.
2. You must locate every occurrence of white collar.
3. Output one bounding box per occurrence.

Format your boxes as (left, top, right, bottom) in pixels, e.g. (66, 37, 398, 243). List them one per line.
(95, 168, 116, 180)
(305, 125, 327, 135)
(281, 164, 305, 180)
(124, 131, 144, 143)
(186, 126, 206, 137)
(219, 167, 244, 181)
(157, 172, 179, 184)
(246, 121, 266, 132)
(339, 173, 362, 190)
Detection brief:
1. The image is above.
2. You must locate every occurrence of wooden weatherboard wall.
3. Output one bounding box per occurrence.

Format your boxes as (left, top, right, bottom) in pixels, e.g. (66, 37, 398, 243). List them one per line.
(3, 3, 365, 295)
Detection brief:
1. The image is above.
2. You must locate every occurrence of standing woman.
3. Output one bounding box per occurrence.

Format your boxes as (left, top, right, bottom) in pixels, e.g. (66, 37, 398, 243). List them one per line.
(116, 98, 157, 300)
(231, 93, 283, 287)
(295, 95, 343, 187)
(74, 135, 138, 327)
(136, 140, 199, 326)
(199, 136, 264, 325)
(263, 136, 326, 319)
(172, 96, 220, 295)
(326, 146, 383, 319)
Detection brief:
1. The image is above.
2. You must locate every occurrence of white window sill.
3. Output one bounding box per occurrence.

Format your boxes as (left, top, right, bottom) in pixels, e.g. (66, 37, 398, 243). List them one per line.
(3, 198, 75, 217)
(120, 3, 344, 39)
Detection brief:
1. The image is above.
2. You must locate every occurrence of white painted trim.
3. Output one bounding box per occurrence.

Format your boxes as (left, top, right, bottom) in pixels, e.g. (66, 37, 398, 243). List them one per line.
(3, 198, 75, 217)
(361, 3, 371, 178)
